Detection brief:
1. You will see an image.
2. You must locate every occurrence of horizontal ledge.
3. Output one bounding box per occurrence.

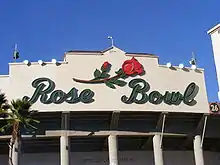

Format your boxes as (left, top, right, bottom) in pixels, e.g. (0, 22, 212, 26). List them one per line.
(0, 75, 9, 77)
(8, 61, 68, 65)
(0, 131, 187, 139)
(159, 64, 204, 71)
(27, 110, 208, 114)
(45, 130, 187, 137)
(0, 135, 52, 140)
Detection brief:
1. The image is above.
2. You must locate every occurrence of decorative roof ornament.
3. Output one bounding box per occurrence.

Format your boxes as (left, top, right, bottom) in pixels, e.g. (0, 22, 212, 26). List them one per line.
(108, 36, 114, 47)
(13, 44, 19, 62)
(189, 52, 197, 66)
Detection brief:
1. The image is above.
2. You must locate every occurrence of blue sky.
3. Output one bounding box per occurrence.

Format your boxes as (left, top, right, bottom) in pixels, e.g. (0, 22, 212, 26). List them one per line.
(0, 0, 219, 101)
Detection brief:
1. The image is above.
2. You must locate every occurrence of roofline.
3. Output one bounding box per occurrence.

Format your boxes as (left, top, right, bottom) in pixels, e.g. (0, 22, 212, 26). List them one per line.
(207, 23, 220, 34)
(66, 47, 157, 58)
(67, 50, 102, 53)
(125, 52, 158, 58)
(101, 46, 114, 53)
(67, 46, 115, 53)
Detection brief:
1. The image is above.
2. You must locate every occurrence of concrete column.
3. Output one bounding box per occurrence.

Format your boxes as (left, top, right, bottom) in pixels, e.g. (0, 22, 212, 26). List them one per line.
(60, 136, 70, 165)
(108, 135, 119, 165)
(60, 112, 70, 165)
(153, 134, 164, 165)
(194, 135, 204, 165)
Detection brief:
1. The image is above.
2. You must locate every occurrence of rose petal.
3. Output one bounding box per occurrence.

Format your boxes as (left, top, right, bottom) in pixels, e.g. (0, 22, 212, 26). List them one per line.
(102, 61, 111, 70)
(123, 63, 135, 75)
(122, 57, 144, 76)
(136, 68, 144, 74)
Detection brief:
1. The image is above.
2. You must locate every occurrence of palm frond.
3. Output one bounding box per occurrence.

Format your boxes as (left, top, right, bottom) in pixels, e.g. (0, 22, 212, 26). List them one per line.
(0, 120, 13, 132)
(25, 122, 38, 130)
(11, 99, 39, 130)
(0, 92, 10, 116)
(1, 98, 39, 137)
(0, 93, 7, 106)
(28, 118, 40, 124)
(11, 99, 32, 117)
(23, 118, 39, 130)
(0, 108, 10, 118)
(0, 109, 8, 114)
(2, 104, 11, 110)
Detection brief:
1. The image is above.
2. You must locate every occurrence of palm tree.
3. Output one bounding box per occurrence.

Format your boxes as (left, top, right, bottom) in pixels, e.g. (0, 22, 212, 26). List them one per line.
(0, 95, 39, 165)
(0, 92, 10, 116)
(0, 92, 10, 134)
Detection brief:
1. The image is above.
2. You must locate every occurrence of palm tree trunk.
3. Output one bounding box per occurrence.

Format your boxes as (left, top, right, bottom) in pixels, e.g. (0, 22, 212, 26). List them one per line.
(8, 122, 20, 165)
(9, 137, 20, 165)
(8, 138, 13, 165)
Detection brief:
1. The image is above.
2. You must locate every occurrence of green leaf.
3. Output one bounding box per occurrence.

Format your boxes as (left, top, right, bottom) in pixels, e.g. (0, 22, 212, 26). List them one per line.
(120, 73, 128, 79)
(115, 68, 124, 75)
(108, 78, 116, 82)
(94, 69, 101, 78)
(114, 79, 127, 87)
(100, 72, 110, 79)
(105, 81, 116, 89)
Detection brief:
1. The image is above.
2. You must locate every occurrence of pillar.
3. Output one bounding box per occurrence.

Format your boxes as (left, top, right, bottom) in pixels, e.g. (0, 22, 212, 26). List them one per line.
(193, 135, 204, 165)
(108, 135, 119, 165)
(60, 136, 70, 165)
(153, 134, 164, 165)
(60, 112, 70, 165)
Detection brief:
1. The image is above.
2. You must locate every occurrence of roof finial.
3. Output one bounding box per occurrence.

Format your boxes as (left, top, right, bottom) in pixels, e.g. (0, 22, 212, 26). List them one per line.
(189, 52, 197, 66)
(13, 44, 19, 62)
(108, 36, 114, 47)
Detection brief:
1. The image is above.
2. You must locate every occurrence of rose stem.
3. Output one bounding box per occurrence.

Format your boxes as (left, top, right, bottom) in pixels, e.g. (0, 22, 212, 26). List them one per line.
(72, 73, 122, 83)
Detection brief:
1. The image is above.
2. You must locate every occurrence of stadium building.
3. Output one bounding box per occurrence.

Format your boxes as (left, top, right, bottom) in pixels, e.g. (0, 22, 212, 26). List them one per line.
(0, 24, 220, 165)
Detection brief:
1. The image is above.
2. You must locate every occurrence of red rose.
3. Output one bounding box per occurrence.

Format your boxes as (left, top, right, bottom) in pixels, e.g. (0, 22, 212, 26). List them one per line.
(122, 57, 144, 75)
(102, 61, 111, 70)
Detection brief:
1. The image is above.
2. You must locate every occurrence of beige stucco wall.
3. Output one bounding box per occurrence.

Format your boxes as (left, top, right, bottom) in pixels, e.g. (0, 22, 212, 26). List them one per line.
(0, 75, 9, 94)
(0, 47, 209, 113)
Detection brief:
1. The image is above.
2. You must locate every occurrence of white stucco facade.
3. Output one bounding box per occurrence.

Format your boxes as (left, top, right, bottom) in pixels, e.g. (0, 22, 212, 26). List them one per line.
(208, 23, 220, 100)
(0, 46, 209, 113)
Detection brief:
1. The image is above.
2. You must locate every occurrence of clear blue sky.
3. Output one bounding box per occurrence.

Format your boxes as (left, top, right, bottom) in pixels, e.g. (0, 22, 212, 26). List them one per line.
(0, 1, 219, 101)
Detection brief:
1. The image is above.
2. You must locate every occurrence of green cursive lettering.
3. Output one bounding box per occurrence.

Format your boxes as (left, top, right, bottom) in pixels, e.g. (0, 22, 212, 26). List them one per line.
(23, 78, 95, 104)
(122, 78, 198, 106)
